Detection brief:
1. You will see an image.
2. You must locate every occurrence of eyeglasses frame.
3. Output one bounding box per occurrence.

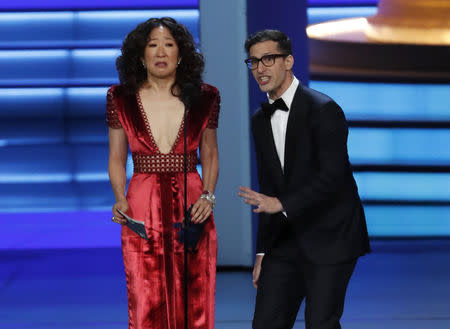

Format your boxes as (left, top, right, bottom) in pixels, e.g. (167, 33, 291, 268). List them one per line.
(244, 53, 290, 70)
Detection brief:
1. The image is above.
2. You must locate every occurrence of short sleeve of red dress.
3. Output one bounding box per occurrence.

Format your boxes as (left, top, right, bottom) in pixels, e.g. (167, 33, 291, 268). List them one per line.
(205, 86, 220, 129)
(106, 86, 123, 129)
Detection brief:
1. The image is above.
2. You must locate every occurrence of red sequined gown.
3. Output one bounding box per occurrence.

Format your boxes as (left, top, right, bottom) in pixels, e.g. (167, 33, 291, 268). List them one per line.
(106, 84, 220, 329)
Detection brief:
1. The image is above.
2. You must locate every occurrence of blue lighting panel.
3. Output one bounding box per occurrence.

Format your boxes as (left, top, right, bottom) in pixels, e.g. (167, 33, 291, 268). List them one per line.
(0, 146, 72, 183)
(0, 0, 198, 11)
(0, 10, 199, 49)
(364, 205, 450, 237)
(307, 7, 377, 25)
(354, 172, 450, 201)
(2, 205, 447, 250)
(0, 87, 108, 117)
(0, 87, 110, 119)
(72, 49, 121, 80)
(76, 10, 200, 44)
(310, 81, 450, 121)
(66, 87, 109, 117)
(0, 210, 118, 249)
(72, 145, 109, 181)
(349, 128, 450, 165)
(0, 12, 73, 47)
(0, 186, 78, 213)
(0, 50, 71, 85)
(68, 119, 108, 143)
(0, 145, 113, 183)
(0, 50, 68, 58)
(308, 0, 378, 6)
(0, 119, 65, 146)
(0, 181, 114, 211)
(0, 88, 64, 118)
(0, 49, 119, 86)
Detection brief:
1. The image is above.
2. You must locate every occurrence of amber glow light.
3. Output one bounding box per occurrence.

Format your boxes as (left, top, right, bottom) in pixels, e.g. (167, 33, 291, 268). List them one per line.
(307, 18, 368, 41)
(365, 25, 450, 45)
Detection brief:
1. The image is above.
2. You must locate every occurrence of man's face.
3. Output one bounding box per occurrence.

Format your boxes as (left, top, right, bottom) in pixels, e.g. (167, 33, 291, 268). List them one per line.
(248, 40, 293, 99)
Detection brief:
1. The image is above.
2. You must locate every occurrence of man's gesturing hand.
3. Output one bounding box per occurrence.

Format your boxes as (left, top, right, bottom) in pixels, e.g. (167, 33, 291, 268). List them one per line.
(252, 254, 264, 288)
(238, 186, 283, 214)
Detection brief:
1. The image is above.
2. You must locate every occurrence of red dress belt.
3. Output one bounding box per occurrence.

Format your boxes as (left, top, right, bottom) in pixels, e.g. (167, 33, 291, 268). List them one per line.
(132, 152, 198, 174)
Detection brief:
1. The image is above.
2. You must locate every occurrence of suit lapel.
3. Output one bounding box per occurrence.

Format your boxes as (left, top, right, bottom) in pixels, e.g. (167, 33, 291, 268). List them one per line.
(284, 85, 305, 179)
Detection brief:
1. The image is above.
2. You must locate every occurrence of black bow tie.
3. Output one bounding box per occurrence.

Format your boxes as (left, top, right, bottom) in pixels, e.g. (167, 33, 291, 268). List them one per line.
(261, 98, 289, 117)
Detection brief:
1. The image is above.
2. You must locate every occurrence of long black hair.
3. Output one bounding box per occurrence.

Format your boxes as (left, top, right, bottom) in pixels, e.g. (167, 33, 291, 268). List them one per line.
(116, 17, 204, 100)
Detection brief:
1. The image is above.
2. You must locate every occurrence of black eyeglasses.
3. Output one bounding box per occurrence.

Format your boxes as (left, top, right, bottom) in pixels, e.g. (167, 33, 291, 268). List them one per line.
(244, 54, 289, 70)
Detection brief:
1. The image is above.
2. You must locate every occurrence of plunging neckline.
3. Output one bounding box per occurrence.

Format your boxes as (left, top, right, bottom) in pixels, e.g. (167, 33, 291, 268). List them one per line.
(136, 92, 185, 155)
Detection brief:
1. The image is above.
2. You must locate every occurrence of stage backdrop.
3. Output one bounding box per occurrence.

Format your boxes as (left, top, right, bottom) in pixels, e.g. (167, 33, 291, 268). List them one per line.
(1, 0, 449, 257)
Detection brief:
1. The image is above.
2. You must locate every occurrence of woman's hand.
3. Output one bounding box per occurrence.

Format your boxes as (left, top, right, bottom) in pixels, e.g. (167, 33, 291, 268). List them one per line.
(190, 198, 213, 224)
(111, 199, 129, 225)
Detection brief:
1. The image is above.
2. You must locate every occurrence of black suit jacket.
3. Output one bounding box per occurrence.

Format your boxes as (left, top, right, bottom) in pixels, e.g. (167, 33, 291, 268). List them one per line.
(252, 84, 370, 265)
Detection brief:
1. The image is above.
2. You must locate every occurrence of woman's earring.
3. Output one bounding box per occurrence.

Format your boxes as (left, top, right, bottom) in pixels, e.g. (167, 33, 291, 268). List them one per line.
(177, 58, 181, 66)
(141, 61, 146, 69)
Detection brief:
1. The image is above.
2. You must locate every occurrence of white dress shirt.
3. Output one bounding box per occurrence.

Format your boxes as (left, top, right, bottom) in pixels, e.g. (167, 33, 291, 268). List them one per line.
(268, 76, 299, 172)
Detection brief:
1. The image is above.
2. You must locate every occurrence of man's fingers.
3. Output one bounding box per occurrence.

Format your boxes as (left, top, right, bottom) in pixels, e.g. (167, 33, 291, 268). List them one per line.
(239, 187, 268, 214)
(246, 190, 259, 198)
(239, 186, 252, 192)
(244, 199, 256, 205)
(243, 194, 262, 204)
(239, 186, 258, 197)
(253, 277, 258, 289)
(238, 191, 252, 199)
(246, 197, 263, 208)
(252, 268, 260, 289)
(237, 191, 246, 198)
(239, 188, 262, 207)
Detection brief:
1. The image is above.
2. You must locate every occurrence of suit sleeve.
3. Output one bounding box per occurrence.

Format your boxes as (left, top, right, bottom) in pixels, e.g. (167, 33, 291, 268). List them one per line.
(279, 101, 351, 219)
(252, 117, 273, 254)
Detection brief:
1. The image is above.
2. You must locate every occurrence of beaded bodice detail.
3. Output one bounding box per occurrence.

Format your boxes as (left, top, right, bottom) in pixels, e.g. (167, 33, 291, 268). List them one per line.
(106, 83, 220, 174)
(136, 92, 185, 155)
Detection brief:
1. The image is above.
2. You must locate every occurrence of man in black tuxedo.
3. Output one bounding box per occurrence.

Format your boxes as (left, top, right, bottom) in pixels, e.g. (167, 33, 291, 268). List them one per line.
(238, 30, 370, 329)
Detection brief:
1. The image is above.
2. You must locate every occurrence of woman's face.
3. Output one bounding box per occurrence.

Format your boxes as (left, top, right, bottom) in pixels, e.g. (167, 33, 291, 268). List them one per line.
(142, 25, 180, 80)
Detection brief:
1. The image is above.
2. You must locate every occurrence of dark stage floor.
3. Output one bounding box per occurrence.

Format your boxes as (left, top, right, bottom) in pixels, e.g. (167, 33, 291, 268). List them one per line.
(1, 240, 449, 328)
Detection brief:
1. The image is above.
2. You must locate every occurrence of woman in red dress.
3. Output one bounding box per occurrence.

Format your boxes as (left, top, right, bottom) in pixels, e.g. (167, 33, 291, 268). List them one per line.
(107, 17, 219, 329)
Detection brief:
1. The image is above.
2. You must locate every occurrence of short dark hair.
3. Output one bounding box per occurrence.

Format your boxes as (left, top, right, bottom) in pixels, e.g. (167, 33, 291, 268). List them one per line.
(245, 29, 292, 55)
(116, 17, 204, 96)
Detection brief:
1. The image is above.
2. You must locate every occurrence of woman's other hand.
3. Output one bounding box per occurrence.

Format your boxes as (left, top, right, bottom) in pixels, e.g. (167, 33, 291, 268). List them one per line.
(190, 198, 213, 224)
(112, 199, 129, 225)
